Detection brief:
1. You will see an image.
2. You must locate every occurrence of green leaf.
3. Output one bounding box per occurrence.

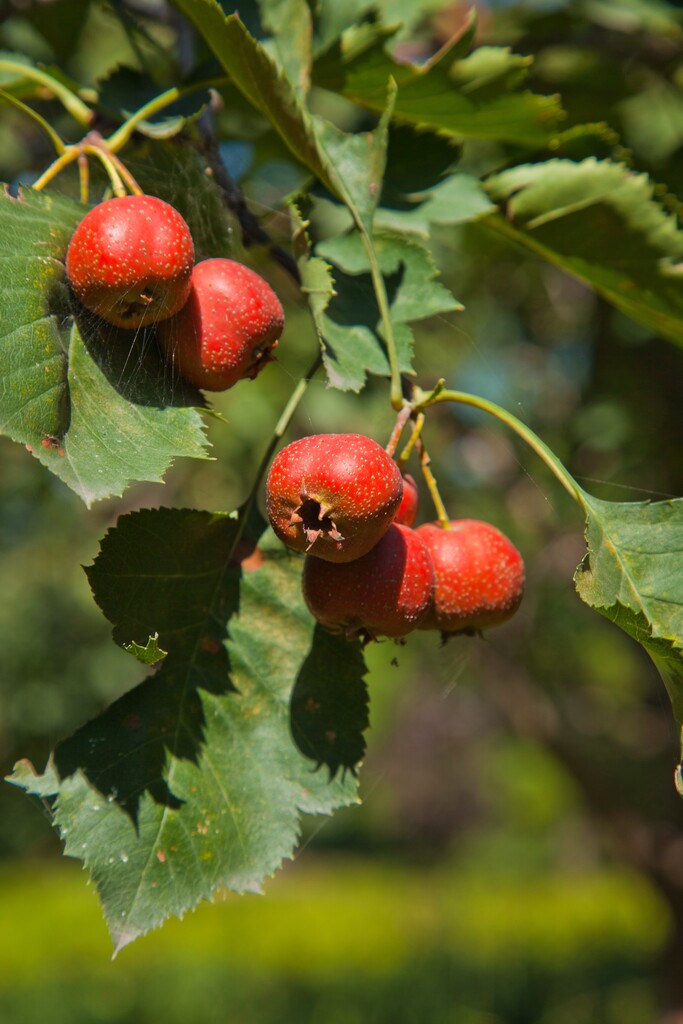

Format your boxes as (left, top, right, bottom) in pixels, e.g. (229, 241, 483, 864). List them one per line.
(124, 633, 168, 666)
(314, 230, 462, 390)
(313, 20, 564, 147)
(0, 186, 210, 504)
(376, 171, 496, 237)
(9, 509, 368, 951)
(484, 158, 683, 347)
(574, 490, 683, 782)
(257, 0, 314, 98)
(311, 78, 396, 235)
(168, 1, 329, 185)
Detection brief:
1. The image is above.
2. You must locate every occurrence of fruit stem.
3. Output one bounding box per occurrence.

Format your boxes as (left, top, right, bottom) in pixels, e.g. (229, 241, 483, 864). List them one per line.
(358, 231, 403, 411)
(397, 412, 424, 466)
(385, 403, 412, 457)
(0, 60, 93, 127)
(0, 88, 66, 154)
(78, 153, 89, 205)
(417, 436, 450, 528)
(87, 136, 143, 195)
(81, 144, 127, 197)
(106, 79, 226, 154)
(32, 148, 80, 191)
(421, 389, 583, 504)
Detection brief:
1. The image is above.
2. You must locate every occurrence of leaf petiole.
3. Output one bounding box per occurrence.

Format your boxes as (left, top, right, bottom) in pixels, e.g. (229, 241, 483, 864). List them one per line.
(106, 78, 227, 154)
(419, 388, 583, 504)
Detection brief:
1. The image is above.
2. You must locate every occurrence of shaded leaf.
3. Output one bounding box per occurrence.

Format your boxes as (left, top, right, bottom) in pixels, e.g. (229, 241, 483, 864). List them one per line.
(291, 625, 369, 777)
(485, 158, 683, 347)
(376, 172, 496, 237)
(10, 509, 367, 950)
(311, 78, 396, 235)
(314, 230, 462, 390)
(257, 0, 313, 98)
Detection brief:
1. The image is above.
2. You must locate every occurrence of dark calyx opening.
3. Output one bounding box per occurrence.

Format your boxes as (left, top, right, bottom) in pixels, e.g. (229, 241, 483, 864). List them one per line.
(297, 499, 343, 546)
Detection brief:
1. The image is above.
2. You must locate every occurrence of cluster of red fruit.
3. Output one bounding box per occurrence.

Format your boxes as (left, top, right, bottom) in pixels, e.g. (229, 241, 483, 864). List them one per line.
(266, 433, 525, 642)
(65, 194, 284, 391)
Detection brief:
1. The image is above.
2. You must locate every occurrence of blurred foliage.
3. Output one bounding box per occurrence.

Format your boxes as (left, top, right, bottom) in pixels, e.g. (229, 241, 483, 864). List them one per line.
(0, 856, 669, 1024)
(1, 0, 683, 1018)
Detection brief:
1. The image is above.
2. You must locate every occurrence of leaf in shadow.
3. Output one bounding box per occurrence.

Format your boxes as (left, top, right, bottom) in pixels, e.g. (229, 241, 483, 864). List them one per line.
(9, 512, 367, 949)
(290, 625, 369, 778)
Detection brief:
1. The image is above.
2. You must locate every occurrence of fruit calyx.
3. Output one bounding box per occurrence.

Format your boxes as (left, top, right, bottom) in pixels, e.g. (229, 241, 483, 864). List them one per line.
(266, 434, 403, 563)
(289, 498, 344, 550)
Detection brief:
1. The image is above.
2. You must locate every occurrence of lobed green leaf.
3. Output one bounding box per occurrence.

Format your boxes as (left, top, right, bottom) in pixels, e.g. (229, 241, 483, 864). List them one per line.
(9, 510, 368, 951)
(574, 489, 683, 786)
(485, 158, 683, 348)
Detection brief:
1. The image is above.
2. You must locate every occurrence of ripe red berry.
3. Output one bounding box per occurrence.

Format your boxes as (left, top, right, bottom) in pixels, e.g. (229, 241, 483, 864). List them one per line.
(65, 195, 194, 329)
(394, 473, 419, 527)
(156, 258, 284, 391)
(416, 520, 525, 634)
(302, 523, 435, 640)
(266, 434, 403, 563)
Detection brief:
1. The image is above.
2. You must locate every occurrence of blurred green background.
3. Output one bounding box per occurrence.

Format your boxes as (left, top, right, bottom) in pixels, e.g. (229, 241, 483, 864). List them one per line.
(2, 0, 683, 1020)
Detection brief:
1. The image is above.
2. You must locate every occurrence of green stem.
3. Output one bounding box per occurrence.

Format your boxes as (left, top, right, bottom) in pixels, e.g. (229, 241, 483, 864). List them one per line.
(385, 403, 412, 457)
(106, 79, 226, 154)
(0, 88, 66, 154)
(32, 149, 79, 191)
(398, 412, 424, 466)
(78, 154, 89, 205)
(81, 145, 126, 197)
(0, 60, 92, 127)
(358, 229, 403, 410)
(422, 389, 583, 504)
(416, 437, 450, 528)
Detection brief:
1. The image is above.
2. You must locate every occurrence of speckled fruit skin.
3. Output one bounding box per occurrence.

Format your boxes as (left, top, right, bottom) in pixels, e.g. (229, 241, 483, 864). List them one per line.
(156, 258, 284, 391)
(65, 195, 194, 329)
(266, 433, 403, 563)
(416, 520, 525, 634)
(394, 473, 419, 527)
(302, 523, 435, 640)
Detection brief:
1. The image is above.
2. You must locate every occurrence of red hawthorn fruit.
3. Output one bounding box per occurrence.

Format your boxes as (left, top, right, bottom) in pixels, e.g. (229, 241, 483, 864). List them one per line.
(156, 258, 284, 391)
(65, 195, 194, 329)
(394, 473, 419, 527)
(302, 523, 435, 640)
(266, 433, 403, 563)
(416, 519, 525, 634)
